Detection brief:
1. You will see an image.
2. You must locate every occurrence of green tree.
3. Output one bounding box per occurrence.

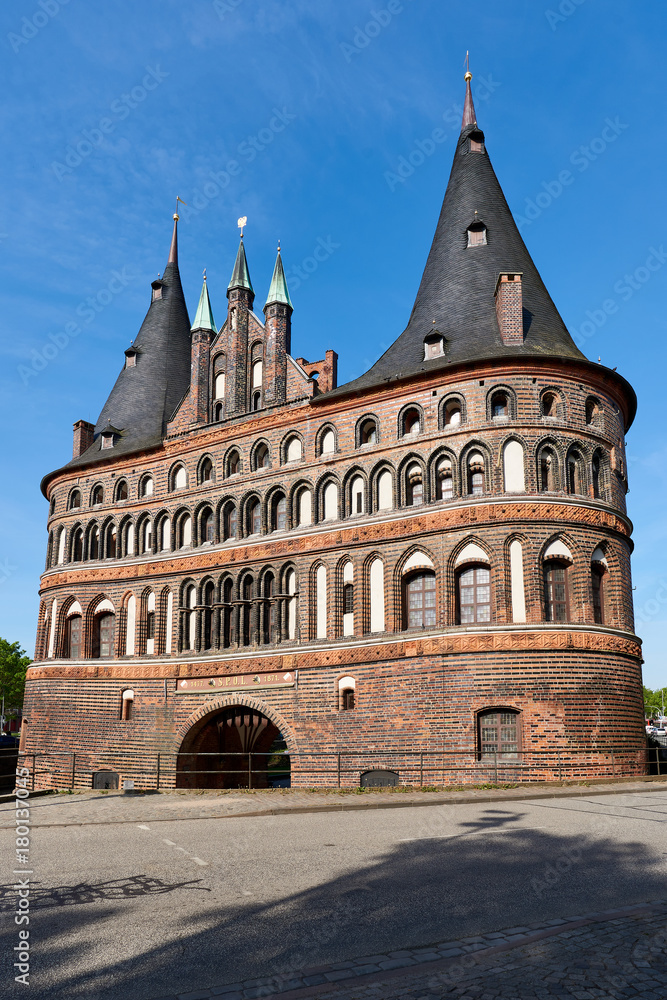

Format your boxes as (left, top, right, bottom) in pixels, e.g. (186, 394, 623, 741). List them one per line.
(0, 639, 31, 716)
(643, 685, 667, 719)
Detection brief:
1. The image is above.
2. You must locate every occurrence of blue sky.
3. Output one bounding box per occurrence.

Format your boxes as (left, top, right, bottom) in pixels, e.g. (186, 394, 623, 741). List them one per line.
(1, 0, 665, 686)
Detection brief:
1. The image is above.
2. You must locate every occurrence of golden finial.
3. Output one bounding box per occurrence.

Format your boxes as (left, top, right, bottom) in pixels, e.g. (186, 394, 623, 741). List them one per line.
(238, 216, 247, 237)
(203, 268, 207, 281)
(464, 50, 472, 82)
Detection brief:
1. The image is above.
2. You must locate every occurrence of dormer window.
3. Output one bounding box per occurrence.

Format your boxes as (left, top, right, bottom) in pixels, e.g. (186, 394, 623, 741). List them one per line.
(124, 346, 139, 369)
(100, 424, 121, 450)
(467, 223, 487, 247)
(470, 139, 484, 153)
(151, 280, 163, 301)
(423, 333, 445, 359)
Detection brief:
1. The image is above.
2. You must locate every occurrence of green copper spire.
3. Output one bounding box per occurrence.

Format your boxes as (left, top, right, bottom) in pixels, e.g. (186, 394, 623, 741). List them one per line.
(264, 247, 293, 310)
(191, 272, 217, 333)
(227, 237, 254, 294)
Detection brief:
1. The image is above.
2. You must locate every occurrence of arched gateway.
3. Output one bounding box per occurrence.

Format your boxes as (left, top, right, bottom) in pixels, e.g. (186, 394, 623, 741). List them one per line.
(176, 702, 291, 789)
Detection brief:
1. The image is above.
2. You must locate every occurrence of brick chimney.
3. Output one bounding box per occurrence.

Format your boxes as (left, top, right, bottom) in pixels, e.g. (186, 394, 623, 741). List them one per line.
(495, 272, 524, 345)
(72, 419, 94, 458)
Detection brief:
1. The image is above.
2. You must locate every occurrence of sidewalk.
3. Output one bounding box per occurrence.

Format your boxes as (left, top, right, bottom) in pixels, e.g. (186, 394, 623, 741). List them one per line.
(154, 900, 667, 1000)
(1, 773, 666, 828)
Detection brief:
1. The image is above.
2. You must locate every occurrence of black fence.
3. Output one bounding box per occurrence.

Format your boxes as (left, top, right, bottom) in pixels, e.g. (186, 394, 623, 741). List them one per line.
(5, 744, 666, 792)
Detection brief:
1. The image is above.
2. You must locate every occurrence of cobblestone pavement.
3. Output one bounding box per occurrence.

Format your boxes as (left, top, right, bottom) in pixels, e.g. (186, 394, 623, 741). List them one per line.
(2, 776, 666, 828)
(157, 902, 667, 1000)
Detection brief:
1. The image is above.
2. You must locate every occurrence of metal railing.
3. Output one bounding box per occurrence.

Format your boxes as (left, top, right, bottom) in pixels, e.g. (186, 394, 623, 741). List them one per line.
(6, 745, 664, 792)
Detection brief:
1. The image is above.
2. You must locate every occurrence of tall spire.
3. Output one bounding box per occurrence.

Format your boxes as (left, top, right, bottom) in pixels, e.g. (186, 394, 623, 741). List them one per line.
(168, 212, 179, 264)
(462, 64, 477, 129)
(191, 271, 217, 333)
(227, 237, 254, 295)
(265, 247, 293, 309)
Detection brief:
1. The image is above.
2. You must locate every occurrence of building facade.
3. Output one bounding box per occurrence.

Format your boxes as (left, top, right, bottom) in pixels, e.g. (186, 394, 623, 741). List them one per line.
(25, 76, 644, 789)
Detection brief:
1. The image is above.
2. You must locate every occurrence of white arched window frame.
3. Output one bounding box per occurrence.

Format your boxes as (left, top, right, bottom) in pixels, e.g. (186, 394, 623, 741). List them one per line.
(180, 515, 192, 549)
(286, 437, 303, 462)
(509, 540, 526, 623)
(323, 482, 338, 521)
(377, 470, 393, 511)
(214, 372, 225, 399)
(252, 359, 263, 388)
(125, 595, 136, 655)
(165, 591, 173, 653)
(321, 429, 335, 455)
(350, 476, 365, 515)
(160, 517, 171, 551)
(146, 591, 156, 655)
(56, 527, 66, 565)
(369, 558, 385, 633)
(298, 488, 312, 526)
(342, 561, 354, 636)
(173, 466, 187, 490)
(286, 569, 297, 641)
(503, 440, 525, 493)
(186, 585, 196, 649)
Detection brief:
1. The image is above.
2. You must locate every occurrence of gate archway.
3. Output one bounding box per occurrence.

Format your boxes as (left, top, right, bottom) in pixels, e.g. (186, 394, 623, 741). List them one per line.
(176, 702, 292, 789)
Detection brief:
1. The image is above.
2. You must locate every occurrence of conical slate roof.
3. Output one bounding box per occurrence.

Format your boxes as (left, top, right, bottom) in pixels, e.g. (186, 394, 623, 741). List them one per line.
(265, 249, 293, 309)
(65, 218, 192, 469)
(329, 78, 585, 397)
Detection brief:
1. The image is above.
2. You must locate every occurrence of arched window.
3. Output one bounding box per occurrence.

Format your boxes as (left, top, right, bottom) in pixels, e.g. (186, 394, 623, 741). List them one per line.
(214, 372, 225, 399)
(377, 470, 393, 511)
(56, 527, 66, 565)
(541, 392, 558, 418)
(252, 391, 261, 411)
(199, 457, 213, 484)
(178, 514, 192, 549)
(89, 525, 100, 560)
(592, 452, 603, 499)
(457, 565, 491, 624)
(158, 516, 170, 551)
(171, 465, 187, 491)
(358, 418, 378, 446)
(106, 524, 117, 559)
(145, 592, 156, 654)
(222, 502, 238, 540)
(491, 391, 509, 419)
(226, 449, 240, 476)
(586, 397, 601, 426)
(592, 564, 605, 624)
(350, 476, 365, 515)
(65, 615, 82, 658)
(248, 498, 261, 535)
(91, 484, 104, 506)
(125, 521, 135, 556)
(214, 402, 224, 421)
(71, 527, 84, 563)
(437, 458, 453, 500)
(120, 689, 134, 721)
(544, 560, 570, 622)
(323, 482, 338, 521)
(320, 428, 336, 455)
(69, 490, 81, 510)
(241, 575, 254, 645)
(286, 568, 297, 641)
(467, 452, 485, 495)
(141, 518, 152, 554)
(567, 450, 583, 495)
(184, 585, 196, 650)
(296, 487, 312, 526)
(406, 464, 423, 506)
(478, 709, 520, 759)
(539, 448, 557, 491)
(443, 398, 462, 428)
(254, 443, 270, 470)
(222, 578, 234, 648)
(401, 407, 421, 437)
(202, 581, 215, 650)
(116, 479, 128, 501)
(342, 561, 354, 636)
(338, 676, 356, 710)
(140, 476, 154, 498)
(262, 573, 276, 645)
(93, 613, 115, 658)
(252, 359, 263, 388)
(272, 494, 287, 532)
(403, 571, 436, 629)
(200, 508, 214, 544)
(285, 436, 303, 462)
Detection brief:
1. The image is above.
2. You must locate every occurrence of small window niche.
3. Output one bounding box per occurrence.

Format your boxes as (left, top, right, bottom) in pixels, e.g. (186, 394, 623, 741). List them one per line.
(338, 676, 356, 711)
(151, 280, 163, 301)
(467, 212, 487, 247)
(120, 689, 134, 721)
(124, 346, 139, 369)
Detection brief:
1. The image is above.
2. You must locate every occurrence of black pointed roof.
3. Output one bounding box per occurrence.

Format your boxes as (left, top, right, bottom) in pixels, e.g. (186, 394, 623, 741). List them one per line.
(58, 218, 192, 472)
(327, 79, 585, 398)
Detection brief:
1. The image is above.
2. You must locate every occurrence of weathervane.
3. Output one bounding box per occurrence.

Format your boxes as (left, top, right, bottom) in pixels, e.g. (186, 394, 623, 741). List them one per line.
(238, 216, 248, 237)
(174, 195, 187, 221)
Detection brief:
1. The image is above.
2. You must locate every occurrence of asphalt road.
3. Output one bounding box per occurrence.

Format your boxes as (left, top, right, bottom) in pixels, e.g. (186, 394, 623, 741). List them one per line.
(2, 789, 667, 1000)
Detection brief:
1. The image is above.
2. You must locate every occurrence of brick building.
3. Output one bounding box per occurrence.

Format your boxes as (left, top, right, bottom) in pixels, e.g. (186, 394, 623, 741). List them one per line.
(24, 74, 644, 789)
